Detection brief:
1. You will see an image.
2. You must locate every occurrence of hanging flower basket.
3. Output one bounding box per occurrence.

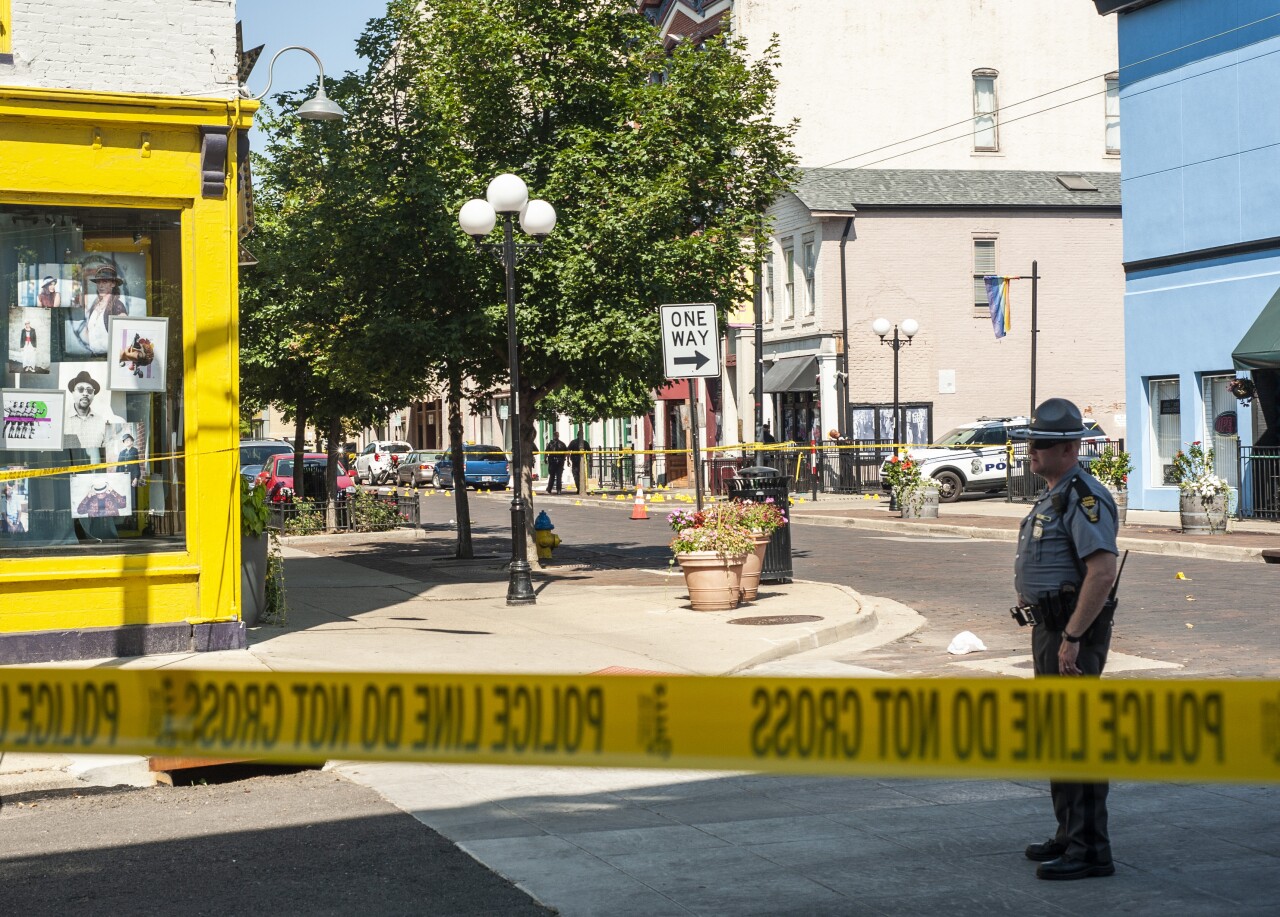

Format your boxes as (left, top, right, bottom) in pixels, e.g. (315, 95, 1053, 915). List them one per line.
(1228, 377, 1255, 404)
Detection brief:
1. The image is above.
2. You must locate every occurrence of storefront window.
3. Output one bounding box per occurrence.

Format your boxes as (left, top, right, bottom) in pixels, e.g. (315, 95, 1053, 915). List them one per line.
(2, 205, 185, 556)
(1149, 377, 1180, 485)
(1202, 373, 1240, 489)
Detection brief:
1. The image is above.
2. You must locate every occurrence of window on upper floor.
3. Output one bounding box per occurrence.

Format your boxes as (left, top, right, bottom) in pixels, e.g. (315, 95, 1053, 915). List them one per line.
(1105, 74, 1120, 155)
(973, 70, 999, 152)
(973, 238, 996, 315)
(801, 233, 816, 317)
(782, 247, 795, 321)
(763, 252, 775, 323)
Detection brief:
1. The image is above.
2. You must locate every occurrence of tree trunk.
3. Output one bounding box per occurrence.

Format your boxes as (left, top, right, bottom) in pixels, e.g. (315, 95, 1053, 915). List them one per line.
(448, 370, 473, 559)
(292, 412, 308, 503)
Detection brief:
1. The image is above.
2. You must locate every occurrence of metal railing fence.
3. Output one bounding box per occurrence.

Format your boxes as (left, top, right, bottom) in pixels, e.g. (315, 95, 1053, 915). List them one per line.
(1239, 446, 1280, 519)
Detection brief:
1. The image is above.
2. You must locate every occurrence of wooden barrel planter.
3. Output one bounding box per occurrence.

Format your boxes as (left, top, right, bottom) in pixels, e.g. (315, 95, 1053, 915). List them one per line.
(1179, 491, 1230, 535)
(900, 485, 940, 519)
(1106, 485, 1128, 527)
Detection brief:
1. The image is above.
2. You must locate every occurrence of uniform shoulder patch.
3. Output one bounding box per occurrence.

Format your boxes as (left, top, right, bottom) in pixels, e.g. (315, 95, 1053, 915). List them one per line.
(1079, 494, 1100, 523)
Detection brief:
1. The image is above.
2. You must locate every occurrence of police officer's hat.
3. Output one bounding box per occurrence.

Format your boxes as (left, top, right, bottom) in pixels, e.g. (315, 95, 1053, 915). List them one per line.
(1009, 398, 1088, 441)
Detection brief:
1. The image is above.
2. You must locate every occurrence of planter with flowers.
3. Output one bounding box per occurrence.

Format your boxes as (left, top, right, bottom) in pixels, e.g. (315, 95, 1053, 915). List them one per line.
(733, 498, 788, 601)
(1171, 442, 1232, 534)
(1089, 445, 1132, 526)
(668, 504, 753, 611)
(882, 452, 938, 519)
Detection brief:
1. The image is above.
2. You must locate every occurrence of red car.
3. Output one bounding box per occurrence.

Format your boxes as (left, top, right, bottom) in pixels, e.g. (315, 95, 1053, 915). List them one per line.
(255, 453, 357, 503)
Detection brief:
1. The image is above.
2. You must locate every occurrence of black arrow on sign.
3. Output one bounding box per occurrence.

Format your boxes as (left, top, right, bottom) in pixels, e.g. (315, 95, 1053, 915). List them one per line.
(674, 351, 710, 371)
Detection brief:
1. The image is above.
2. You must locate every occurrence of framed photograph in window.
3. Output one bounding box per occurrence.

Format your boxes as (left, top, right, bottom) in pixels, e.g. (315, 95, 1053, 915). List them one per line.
(3, 389, 66, 450)
(107, 316, 167, 392)
(69, 472, 134, 519)
(1, 470, 30, 534)
(6, 306, 52, 375)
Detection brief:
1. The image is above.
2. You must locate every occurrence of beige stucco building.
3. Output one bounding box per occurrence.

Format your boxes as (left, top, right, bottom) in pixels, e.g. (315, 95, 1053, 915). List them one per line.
(643, 0, 1127, 452)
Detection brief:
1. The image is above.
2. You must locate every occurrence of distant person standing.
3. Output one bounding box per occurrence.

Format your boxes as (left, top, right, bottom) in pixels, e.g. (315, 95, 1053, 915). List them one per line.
(762, 422, 775, 444)
(567, 430, 590, 494)
(545, 433, 567, 494)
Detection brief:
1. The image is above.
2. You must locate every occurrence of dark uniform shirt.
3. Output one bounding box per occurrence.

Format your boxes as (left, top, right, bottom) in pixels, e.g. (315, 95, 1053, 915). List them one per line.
(1014, 468, 1118, 604)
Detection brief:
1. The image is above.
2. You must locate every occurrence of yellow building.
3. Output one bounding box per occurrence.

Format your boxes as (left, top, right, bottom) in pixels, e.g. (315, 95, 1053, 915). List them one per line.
(0, 4, 255, 662)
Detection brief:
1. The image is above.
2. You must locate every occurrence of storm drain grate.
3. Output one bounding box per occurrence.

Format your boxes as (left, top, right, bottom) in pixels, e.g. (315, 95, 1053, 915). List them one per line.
(728, 614, 824, 626)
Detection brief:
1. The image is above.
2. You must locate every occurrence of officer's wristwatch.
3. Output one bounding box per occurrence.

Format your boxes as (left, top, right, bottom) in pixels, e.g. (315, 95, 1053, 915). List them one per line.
(1063, 632, 1082, 644)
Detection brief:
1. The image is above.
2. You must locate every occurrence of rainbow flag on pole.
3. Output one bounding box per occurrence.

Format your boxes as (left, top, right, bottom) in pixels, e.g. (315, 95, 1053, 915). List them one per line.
(984, 275, 1011, 340)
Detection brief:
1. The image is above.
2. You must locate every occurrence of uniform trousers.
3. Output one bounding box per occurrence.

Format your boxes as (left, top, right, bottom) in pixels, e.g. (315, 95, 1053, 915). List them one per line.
(546, 460, 564, 493)
(1031, 623, 1113, 865)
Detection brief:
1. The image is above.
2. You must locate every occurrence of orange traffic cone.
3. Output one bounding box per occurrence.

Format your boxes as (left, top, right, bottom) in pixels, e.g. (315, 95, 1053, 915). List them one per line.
(630, 484, 649, 520)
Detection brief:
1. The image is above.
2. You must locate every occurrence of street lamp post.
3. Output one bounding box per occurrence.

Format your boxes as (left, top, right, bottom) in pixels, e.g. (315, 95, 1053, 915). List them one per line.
(240, 45, 347, 120)
(458, 174, 557, 606)
(872, 317, 919, 448)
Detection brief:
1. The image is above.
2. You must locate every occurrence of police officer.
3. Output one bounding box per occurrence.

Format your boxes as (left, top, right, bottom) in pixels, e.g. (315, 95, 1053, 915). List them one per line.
(1012, 398, 1120, 880)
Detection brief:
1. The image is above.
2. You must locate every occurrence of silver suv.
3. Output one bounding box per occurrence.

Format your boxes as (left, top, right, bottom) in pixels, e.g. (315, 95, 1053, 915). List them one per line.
(882, 417, 1107, 502)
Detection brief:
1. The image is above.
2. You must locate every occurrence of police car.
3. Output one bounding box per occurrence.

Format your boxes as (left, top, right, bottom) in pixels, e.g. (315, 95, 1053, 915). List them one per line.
(882, 416, 1108, 502)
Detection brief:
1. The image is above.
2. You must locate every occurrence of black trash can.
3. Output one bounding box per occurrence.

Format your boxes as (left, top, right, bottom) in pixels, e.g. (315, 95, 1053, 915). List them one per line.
(726, 466, 793, 584)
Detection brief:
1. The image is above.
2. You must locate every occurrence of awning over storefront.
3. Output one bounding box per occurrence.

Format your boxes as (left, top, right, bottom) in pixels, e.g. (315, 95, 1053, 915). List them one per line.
(1233, 287, 1280, 370)
(761, 355, 819, 393)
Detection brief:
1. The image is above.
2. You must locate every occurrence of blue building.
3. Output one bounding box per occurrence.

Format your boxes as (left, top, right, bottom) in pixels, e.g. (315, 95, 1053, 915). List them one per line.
(1095, 0, 1280, 517)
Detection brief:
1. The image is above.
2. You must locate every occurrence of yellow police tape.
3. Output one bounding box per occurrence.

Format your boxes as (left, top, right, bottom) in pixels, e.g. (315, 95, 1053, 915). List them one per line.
(2, 669, 1277, 783)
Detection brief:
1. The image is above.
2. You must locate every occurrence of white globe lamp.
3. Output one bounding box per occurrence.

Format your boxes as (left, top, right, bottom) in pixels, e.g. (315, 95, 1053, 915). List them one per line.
(486, 173, 529, 214)
(520, 199, 557, 237)
(458, 198, 496, 237)
(872, 317, 891, 338)
(901, 318, 920, 338)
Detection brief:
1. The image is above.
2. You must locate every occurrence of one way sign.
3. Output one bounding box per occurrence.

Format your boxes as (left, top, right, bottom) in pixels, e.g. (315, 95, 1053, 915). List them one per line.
(659, 303, 721, 380)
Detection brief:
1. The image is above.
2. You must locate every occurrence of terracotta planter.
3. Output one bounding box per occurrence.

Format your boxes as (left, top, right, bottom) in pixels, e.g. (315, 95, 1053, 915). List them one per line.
(1105, 485, 1128, 527)
(676, 551, 747, 611)
(899, 485, 940, 519)
(1179, 491, 1231, 535)
(739, 532, 772, 602)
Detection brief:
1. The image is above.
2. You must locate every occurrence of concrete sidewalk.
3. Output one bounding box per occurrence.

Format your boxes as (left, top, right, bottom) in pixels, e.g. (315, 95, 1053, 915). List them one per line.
(1, 528, 903, 795)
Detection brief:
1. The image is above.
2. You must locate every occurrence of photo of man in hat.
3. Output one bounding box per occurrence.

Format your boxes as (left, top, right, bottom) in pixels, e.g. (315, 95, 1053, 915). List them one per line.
(1011, 397, 1120, 881)
(63, 367, 109, 451)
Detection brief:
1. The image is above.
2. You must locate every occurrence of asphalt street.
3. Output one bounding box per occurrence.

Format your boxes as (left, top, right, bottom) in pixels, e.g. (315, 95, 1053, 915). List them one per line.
(453, 490, 1280, 679)
(0, 767, 551, 916)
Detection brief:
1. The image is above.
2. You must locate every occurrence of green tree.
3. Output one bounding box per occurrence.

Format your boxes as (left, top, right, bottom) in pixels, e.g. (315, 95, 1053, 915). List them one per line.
(366, 0, 796, 531)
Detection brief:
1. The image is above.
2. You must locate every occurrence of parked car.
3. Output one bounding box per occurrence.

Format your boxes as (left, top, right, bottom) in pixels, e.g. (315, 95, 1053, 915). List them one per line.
(256, 453, 357, 503)
(433, 445, 511, 490)
(396, 451, 447, 488)
(880, 416, 1108, 503)
(239, 439, 295, 482)
(354, 440, 413, 485)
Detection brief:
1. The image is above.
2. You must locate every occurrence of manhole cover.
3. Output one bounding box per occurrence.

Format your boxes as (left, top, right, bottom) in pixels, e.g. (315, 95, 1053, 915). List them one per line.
(728, 614, 824, 626)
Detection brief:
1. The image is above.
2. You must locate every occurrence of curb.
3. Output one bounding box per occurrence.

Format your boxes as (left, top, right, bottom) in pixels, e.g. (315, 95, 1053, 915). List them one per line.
(721, 581, 879, 676)
(788, 512, 1269, 563)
